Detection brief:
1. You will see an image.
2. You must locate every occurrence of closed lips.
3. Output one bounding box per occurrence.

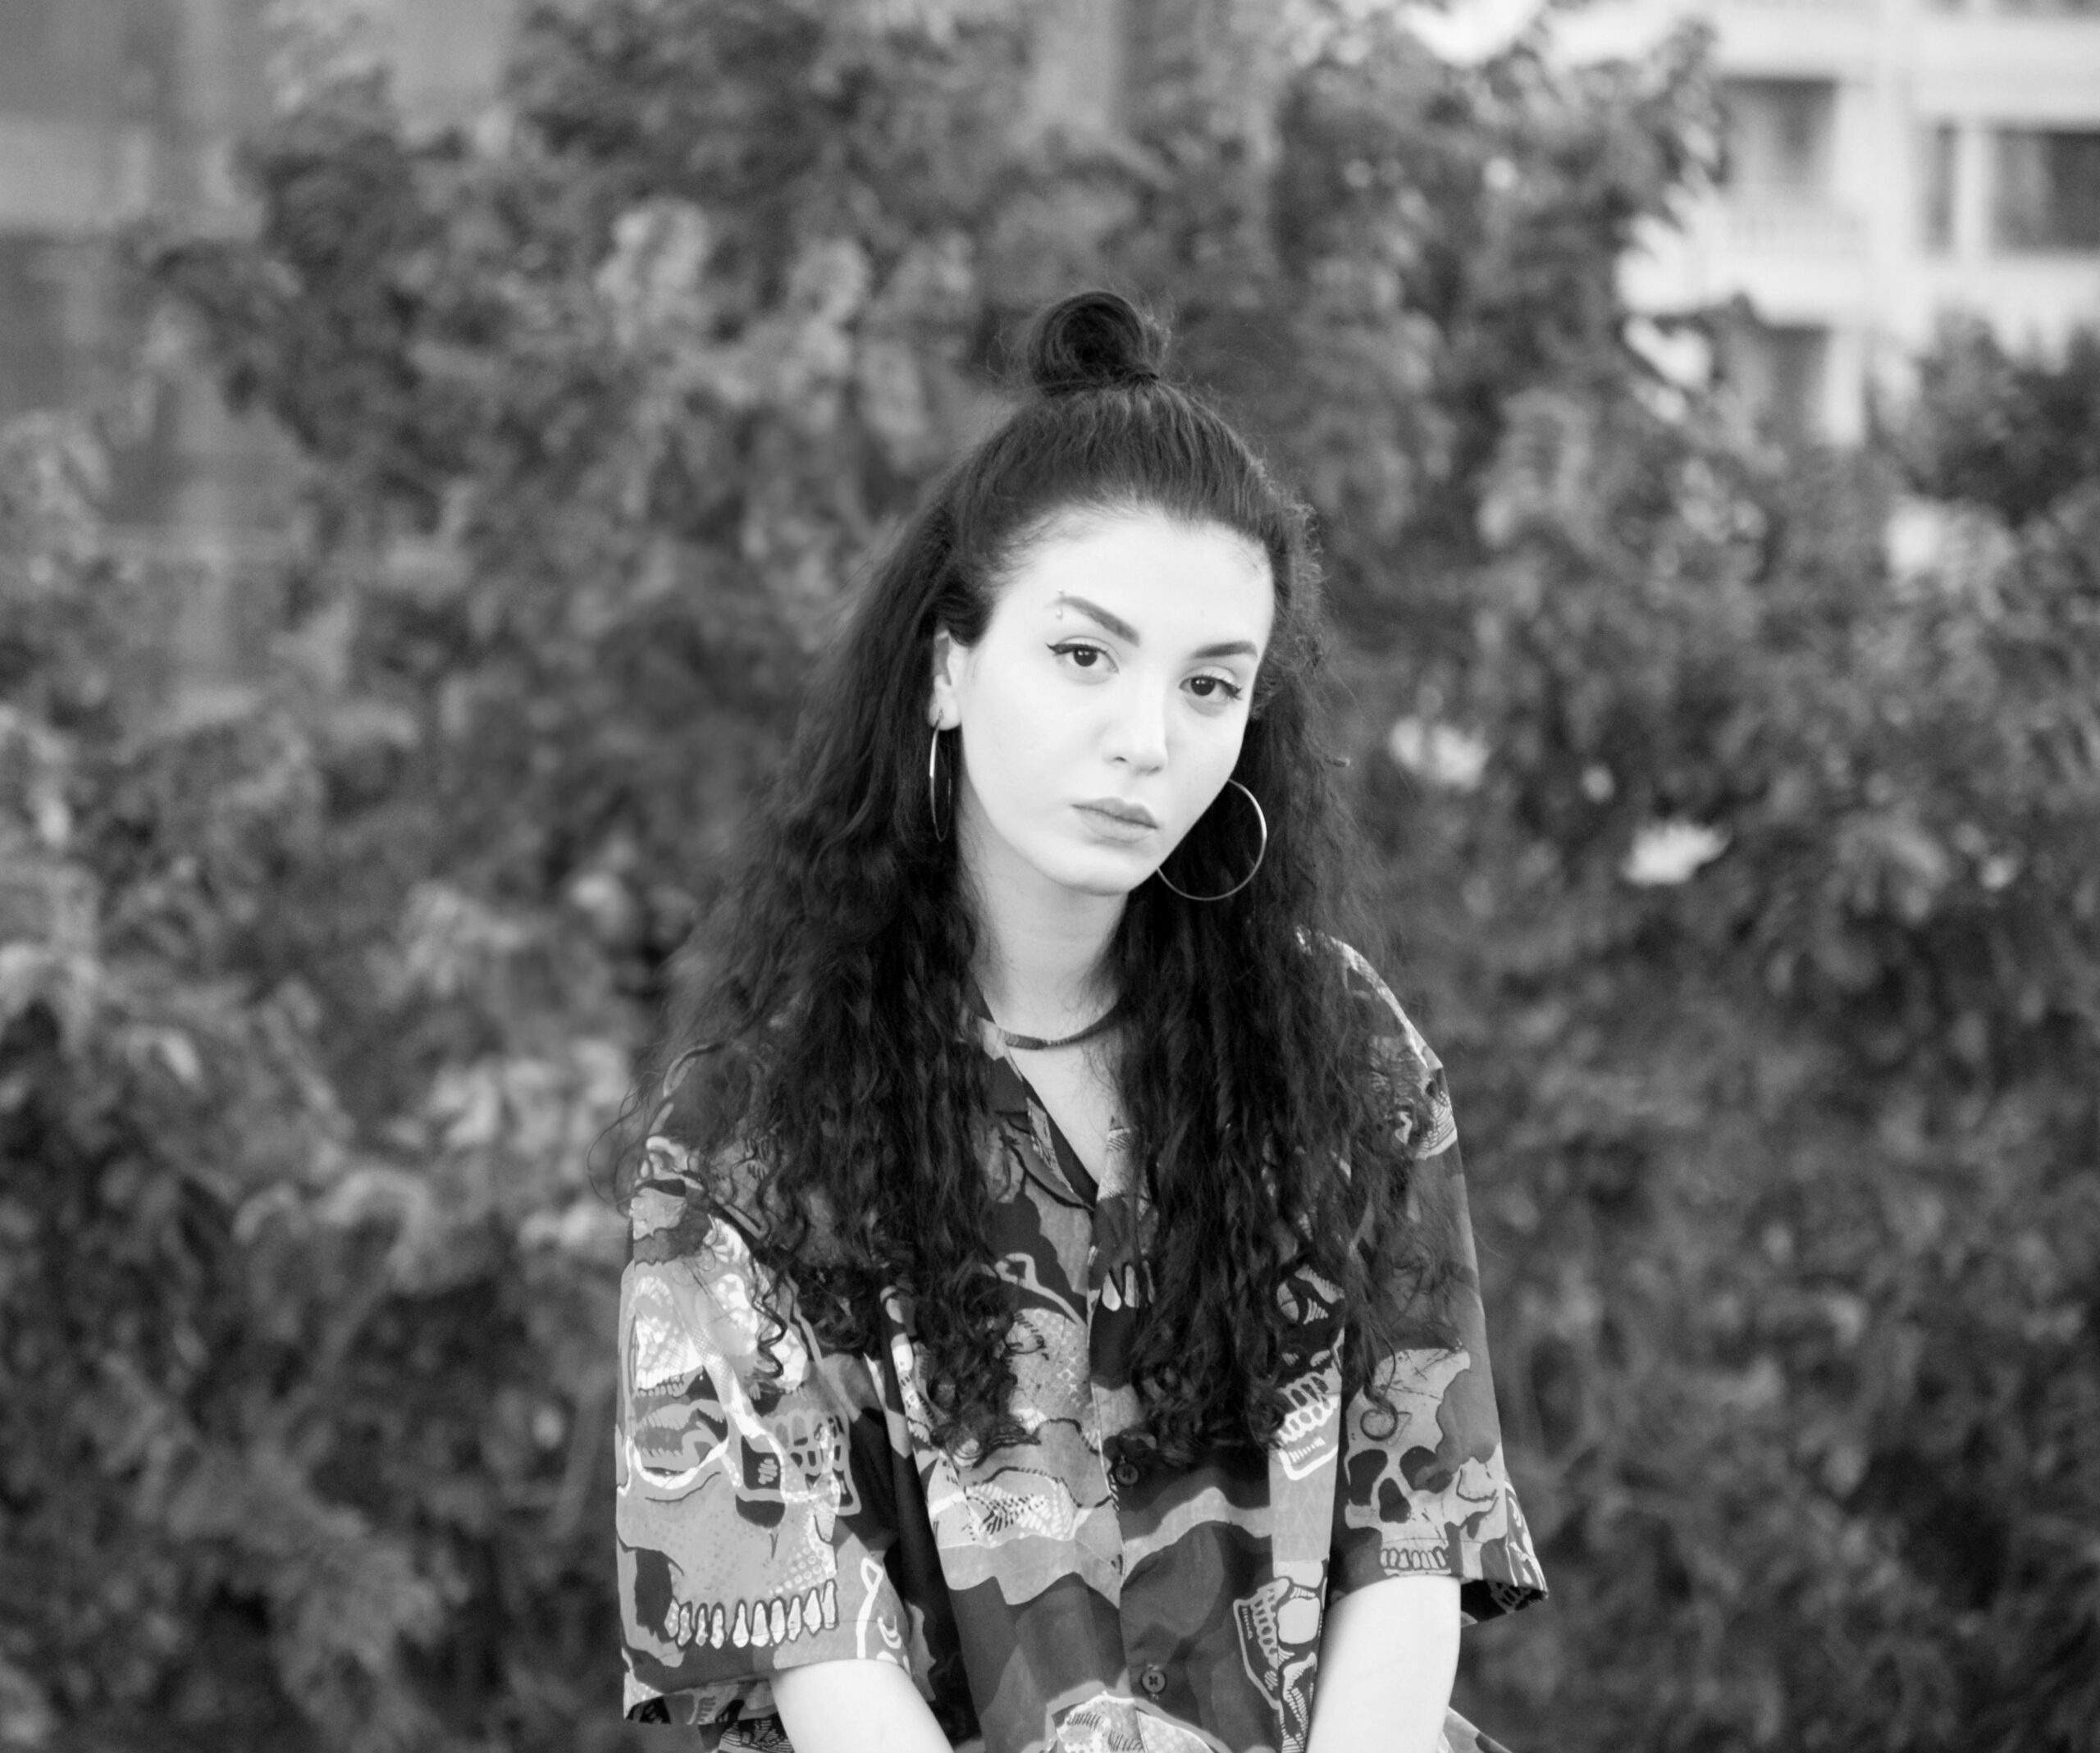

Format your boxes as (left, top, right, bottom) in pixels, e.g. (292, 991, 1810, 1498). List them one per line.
(1078, 799, 1157, 827)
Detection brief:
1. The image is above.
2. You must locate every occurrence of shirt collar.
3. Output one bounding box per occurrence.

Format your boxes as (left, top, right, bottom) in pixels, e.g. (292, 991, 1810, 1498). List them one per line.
(961, 974, 1095, 1207)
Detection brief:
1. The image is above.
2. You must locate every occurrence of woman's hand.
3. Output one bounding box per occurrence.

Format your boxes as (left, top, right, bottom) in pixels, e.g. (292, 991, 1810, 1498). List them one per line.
(1306, 1573, 1461, 1753)
(769, 1657, 955, 1753)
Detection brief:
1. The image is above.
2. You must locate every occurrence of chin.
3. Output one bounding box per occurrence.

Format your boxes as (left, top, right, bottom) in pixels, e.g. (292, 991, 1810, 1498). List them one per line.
(1065, 873, 1146, 900)
(1039, 847, 1155, 899)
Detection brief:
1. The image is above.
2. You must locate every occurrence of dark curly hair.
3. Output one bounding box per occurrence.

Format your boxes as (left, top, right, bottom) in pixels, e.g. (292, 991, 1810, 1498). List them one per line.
(622, 290, 1454, 1461)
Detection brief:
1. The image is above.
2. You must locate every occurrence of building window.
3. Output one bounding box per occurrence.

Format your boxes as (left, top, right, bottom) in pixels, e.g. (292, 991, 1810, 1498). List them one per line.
(0, 237, 67, 415)
(1993, 130, 2100, 251)
(1719, 80, 1838, 199)
(0, 0, 57, 114)
(1922, 124, 1958, 254)
(390, 0, 518, 128)
(1723, 321, 1829, 443)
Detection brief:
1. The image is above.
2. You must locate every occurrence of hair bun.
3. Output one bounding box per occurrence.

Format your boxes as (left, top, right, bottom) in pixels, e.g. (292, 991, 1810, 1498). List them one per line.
(1025, 290, 1167, 398)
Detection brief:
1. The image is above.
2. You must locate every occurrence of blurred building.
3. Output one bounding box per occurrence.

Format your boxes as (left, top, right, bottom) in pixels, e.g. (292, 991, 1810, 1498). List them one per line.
(8, 0, 2093, 694)
(1558, 0, 2100, 441)
(0, 0, 516, 708)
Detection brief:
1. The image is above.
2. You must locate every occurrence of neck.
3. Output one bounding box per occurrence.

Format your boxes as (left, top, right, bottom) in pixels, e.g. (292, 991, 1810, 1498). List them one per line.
(957, 815, 1123, 1035)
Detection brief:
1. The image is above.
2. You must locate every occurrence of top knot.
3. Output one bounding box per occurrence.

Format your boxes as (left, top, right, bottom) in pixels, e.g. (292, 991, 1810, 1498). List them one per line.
(1025, 290, 1169, 399)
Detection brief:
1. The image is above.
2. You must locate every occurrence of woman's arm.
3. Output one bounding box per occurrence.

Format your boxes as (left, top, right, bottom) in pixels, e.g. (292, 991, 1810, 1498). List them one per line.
(770, 1657, 954, 1753)
(1306, 1574, 1461, 1753)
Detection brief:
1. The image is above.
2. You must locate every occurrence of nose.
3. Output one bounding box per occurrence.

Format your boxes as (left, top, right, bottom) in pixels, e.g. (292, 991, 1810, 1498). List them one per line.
(1103, 678, 1170, 773)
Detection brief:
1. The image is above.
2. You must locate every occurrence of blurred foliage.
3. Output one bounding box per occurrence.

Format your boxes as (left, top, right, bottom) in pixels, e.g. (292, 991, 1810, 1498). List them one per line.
(3, 0, 2096, 1749)
(1898, 317, 2100, 528)
(1401, 385, 2100, 1750)
(1, 409, 632, 1753)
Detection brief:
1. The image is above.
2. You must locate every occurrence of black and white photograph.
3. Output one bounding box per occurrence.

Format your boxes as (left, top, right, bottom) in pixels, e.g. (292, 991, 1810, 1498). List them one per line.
(2, 2, 2096, 1750)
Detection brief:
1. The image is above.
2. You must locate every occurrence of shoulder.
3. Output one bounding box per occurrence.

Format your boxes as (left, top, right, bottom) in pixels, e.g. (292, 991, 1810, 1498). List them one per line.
(627, 1052, 768, 1250)
(632, 1048, 850, 1269)
(1325, 938, 1434, 1058)
(626, 1132, 753, 1264)
(632, 1042, 775, 1222)
(1319, 935, 1456, 1162)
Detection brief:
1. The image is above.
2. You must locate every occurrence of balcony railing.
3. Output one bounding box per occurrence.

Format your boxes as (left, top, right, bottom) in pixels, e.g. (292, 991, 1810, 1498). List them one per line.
(1713, 0, 1874, 14)
(1720, 198, 1870, 253)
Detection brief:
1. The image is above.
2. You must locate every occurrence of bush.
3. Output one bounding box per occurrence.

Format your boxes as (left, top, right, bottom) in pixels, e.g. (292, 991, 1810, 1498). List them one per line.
(5, 2, 2093, 1747)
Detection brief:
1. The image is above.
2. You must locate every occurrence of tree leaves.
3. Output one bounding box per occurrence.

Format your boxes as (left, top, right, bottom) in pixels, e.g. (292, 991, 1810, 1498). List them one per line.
(7, 2, 2097, 1748)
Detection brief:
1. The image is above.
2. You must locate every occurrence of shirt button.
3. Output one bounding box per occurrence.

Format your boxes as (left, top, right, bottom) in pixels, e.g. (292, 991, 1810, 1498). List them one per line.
(1139, 1664, 1167, 1697)
(1112, 1459, 1140, 1488)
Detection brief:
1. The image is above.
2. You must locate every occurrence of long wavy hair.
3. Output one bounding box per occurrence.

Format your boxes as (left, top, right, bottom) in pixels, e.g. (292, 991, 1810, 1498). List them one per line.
(622, 290, 1454, 1460)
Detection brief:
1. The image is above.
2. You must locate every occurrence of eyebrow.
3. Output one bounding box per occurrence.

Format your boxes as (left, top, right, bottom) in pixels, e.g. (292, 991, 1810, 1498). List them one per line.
(1050, 594, 1262, 662)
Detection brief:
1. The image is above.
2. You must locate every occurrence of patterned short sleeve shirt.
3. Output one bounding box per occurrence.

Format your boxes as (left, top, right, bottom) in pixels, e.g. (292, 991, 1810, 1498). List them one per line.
(616, 947, 1546, 1751)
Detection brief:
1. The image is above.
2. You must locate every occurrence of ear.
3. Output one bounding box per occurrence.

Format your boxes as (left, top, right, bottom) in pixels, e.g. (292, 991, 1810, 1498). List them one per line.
(928, 627, 964, 730)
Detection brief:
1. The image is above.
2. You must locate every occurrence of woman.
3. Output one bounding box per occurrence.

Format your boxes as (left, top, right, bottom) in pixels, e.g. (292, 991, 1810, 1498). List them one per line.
(614, 291, 1546, 1753)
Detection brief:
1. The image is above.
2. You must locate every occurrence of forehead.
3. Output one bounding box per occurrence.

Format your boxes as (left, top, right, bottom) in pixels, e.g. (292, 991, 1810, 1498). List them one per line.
(997, 507, 1276, 646)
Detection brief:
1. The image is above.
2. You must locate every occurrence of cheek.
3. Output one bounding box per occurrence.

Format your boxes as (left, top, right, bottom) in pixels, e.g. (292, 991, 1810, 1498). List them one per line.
(961, 669, 1061, 792)
(1172, 727, 1247, 815)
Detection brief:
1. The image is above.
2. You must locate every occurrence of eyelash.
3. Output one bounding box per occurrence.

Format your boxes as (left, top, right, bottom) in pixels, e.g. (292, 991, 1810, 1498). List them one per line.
(1049, 641, 1244, 703)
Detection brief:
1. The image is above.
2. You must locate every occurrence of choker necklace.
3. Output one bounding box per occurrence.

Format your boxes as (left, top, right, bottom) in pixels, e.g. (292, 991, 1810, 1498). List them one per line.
(979, 999, 1125, 1052)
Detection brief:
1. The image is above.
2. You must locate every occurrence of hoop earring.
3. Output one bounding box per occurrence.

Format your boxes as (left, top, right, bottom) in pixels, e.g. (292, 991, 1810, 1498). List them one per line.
(1155, 779, 1267, 902)
(928, 727, 950, 842)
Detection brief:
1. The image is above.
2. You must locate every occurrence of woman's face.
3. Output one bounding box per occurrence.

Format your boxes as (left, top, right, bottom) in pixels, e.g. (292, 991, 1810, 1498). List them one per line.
(929, 506, 1276, 907)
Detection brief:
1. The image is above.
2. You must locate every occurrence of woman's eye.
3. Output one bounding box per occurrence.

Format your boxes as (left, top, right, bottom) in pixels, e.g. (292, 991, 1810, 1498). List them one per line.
(1051, 641, 1109, 673)
(1188, 673, 1244, 704)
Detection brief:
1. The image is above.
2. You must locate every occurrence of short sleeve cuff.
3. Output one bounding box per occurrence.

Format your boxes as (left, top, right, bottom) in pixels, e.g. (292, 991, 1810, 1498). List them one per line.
(624, 1644, 919, 1743)
(1330, 1523, 1549, 1625)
